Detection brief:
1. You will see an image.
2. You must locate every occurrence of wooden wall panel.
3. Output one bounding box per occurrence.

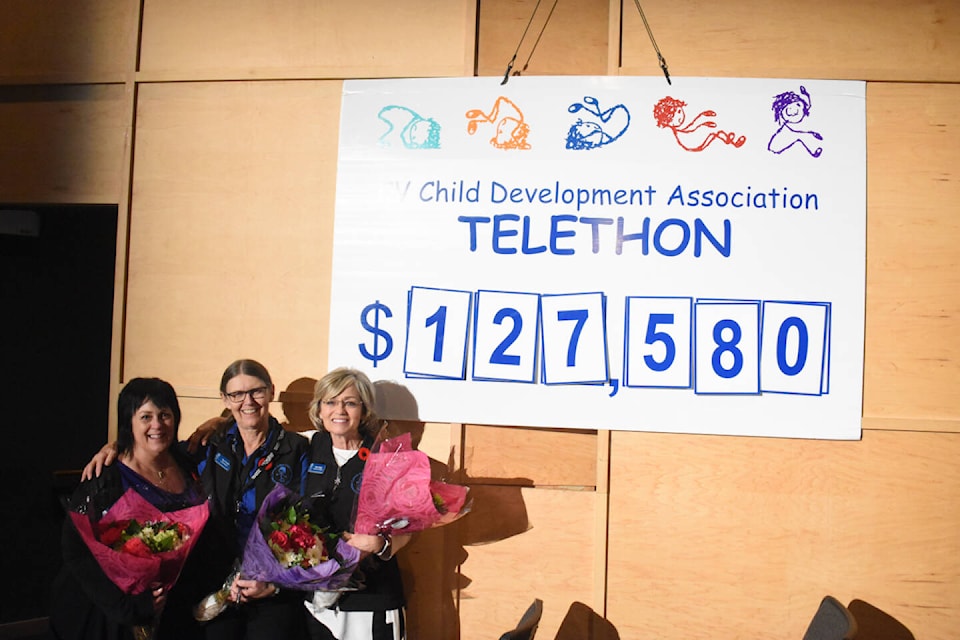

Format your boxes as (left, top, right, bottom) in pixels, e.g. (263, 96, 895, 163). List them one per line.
(607, 429, 960, 639)
(138, 0, 475, 80)
(464, 425, 597, 487)
(476, 0, 610, 77)
(0, 0, 134, 83)
(459, 487, 600, 640)
(0, 84, 127, 203)
(863, 83, 960, 427)
(124, 80, 342, 395)
(619, 0, 960, 82)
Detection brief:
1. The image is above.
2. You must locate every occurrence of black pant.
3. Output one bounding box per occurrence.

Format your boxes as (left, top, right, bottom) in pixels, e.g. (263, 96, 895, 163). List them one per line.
(203, 594, 307, 640)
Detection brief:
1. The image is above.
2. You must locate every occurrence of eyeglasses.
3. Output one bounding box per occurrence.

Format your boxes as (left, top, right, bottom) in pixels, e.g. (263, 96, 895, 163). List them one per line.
(321, 399, 362, 410)
(224, 386, 268, 403)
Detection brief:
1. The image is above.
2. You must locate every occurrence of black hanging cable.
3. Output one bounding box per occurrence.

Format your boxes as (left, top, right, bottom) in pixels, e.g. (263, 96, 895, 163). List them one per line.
(631, 0, 671, 85)
(514, 0, 560, 77)
(501, 0, 545, 85)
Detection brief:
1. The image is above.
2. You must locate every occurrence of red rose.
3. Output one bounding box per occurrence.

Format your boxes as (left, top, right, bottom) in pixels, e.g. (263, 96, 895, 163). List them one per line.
(289, 526, 316, 550)
(121, 536, 153, 558)
(98, 522, 127, 547)
(268, 530, 291, 550)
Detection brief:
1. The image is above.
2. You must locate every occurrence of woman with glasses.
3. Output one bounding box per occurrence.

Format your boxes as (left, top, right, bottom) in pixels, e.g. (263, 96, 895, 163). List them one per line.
(197, 358, 311, 640)
(80, 359, 311, 640)
(301, 367, 411, 640)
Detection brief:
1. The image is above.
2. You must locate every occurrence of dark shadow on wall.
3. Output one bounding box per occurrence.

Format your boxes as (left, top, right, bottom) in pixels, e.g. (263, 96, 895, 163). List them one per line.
(847, 599, 916, 640)
(554, 601, 620, 640)
(372, 380, 533, 640)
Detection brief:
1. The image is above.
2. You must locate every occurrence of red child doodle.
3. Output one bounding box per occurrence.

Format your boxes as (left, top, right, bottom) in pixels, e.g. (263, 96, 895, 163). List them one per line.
(653, 96, 745, 152)
(465, 96, 531, 150)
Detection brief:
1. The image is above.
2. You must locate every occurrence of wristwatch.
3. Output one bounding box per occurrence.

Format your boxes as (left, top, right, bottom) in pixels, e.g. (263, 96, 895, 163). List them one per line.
(376, 534, 392, 560)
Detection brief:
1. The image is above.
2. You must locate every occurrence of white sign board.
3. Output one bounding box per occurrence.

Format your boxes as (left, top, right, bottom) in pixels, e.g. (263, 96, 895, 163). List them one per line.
(329, 76, 866, 439)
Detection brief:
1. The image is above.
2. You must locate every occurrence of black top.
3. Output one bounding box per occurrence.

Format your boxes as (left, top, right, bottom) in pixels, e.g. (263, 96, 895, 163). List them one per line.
(304, 430, 405, 612)
(48, 457, 210, 640)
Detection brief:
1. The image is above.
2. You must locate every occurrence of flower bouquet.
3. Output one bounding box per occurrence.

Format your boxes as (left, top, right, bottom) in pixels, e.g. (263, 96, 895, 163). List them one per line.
(70, 487, 209, 638)
(353, 431, 471, 535)
(195, 484, 360, 621)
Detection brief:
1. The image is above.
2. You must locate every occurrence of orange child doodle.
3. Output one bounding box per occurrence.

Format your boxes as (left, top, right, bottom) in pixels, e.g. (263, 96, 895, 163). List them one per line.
(653, 96, 746, 152)
(465, 96, 531, 150)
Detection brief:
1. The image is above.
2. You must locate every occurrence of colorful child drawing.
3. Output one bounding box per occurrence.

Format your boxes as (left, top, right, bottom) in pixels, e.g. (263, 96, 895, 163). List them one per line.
(768, 86, 823, 157)
(465, 96, 531, 150)
(653, 96, 745, 152)
(378, 105, 441, 149)
(566, 96, 630, 150)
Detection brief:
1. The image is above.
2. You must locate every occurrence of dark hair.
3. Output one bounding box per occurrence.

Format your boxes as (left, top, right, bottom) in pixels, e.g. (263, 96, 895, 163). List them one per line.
(116, 377, 182, 456)
(219, 358, 273, 393)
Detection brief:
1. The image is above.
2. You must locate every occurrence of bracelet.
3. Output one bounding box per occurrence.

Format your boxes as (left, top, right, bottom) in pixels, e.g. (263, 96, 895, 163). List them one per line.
(271, 583, 280, 597)
(376, 534, 392, 559)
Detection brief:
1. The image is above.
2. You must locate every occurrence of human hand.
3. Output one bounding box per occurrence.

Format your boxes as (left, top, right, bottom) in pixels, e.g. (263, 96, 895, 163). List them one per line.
(150, 584, 167, 615)
(186, 415, 230, 454)
(232, 578, 277, 603)
(80, 442, 118, 481)
(342, 531, 385, 557)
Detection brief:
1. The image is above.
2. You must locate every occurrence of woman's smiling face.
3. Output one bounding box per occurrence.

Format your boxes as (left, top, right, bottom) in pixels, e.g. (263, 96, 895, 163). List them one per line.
(131, 400, 176, 455)
(222, 373, 273, 432)
(318, 383, 364, 443)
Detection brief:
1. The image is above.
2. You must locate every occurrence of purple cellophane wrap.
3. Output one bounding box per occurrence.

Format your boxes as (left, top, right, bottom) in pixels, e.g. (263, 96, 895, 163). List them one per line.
(240, 484, 360, 590)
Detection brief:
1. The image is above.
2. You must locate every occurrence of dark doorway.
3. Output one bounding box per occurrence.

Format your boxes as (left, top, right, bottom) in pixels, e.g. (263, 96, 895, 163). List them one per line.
(0, 204, 117, 624)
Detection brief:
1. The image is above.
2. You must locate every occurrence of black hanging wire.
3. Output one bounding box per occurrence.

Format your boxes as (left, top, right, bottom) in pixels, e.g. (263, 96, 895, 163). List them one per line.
(515, 0, 560, 78)
(630, 0, 671, 84)
(501, 0, 546, 85)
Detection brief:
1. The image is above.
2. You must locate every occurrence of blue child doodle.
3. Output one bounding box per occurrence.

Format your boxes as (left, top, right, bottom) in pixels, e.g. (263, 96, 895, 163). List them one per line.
(565, 96, 630, 150)
(768, 86, 823, 157)
(653, 96, 746, 152)
(377, 105, 441, 149)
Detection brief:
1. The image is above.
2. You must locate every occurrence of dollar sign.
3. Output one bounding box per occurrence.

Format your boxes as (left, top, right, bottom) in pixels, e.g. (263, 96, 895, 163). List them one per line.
(359, 301, 394, 367)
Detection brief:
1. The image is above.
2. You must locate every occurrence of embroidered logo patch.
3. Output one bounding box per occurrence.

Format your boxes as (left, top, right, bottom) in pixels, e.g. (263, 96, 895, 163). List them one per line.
(308, 462, 327, 475)
(271, 464, 293, 485)
(350, 472, 364, 494)
(215, 452, 231, 472)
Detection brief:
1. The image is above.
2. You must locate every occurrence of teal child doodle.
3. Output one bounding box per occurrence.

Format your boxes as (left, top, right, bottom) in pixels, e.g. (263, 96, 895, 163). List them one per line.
(465, 96, 531, 150)
(566, 96, 630, 150)
(768, 86, 823, 157)
(653, 96, 745, 152)
(377, 105, 441, 149)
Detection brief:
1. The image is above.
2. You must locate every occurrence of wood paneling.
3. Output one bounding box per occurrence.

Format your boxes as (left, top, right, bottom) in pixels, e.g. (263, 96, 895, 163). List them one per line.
(607, 429, 960, 639)
(0, 84, 127, 203)
(2, 0, 959, 638)
(124, 80, 342, 393)
(619, 0, 960, 82)
(463, 425, 598, 487)
(138, 0, 476, 80)
(476, 0, 610, 77)
(459, 487, 601, 640)
(864, 83, 960, 426)
(0, 0, 133, 84)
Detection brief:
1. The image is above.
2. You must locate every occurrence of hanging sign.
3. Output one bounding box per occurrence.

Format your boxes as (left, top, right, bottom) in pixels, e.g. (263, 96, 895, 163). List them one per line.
(329, 76, 866, 439)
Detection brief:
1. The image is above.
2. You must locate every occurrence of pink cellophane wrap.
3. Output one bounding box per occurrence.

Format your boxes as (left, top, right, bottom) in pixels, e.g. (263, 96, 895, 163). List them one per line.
(353, 432, 471, 535)
(70, 487, 209, 594)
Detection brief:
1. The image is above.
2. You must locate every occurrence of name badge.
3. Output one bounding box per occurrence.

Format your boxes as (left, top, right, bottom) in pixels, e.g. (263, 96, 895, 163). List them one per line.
(308, 462, 327, 475)
(215, 452, 232, 471)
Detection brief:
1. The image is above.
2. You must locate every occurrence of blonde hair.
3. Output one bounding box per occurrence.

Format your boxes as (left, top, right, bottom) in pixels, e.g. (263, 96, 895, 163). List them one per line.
(308, 367, 380, 438)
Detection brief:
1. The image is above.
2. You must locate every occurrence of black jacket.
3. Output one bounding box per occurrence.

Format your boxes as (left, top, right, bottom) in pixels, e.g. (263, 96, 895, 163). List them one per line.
(304, 430, 405, 612)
